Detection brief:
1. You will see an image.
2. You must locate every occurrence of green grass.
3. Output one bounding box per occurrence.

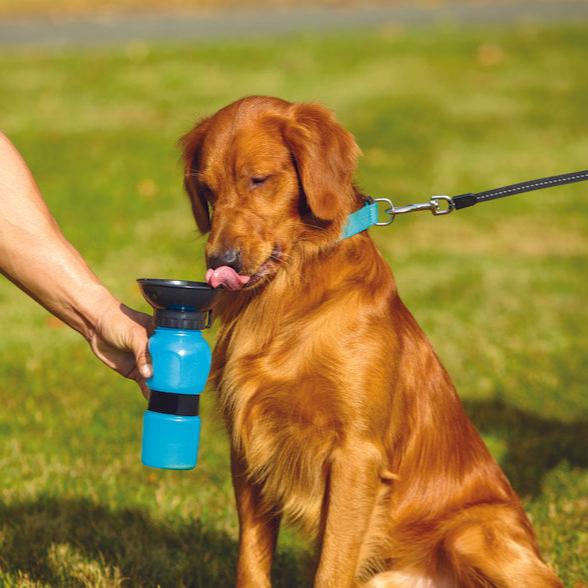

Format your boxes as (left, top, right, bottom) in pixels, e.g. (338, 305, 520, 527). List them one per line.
(0, 23, 587, 587)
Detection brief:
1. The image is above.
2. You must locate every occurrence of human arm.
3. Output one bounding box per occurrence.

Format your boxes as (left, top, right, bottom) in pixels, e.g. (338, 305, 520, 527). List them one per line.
(0, 132, 152, 392)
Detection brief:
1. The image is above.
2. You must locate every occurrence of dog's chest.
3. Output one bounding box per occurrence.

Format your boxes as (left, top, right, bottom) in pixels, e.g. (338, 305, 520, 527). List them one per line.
(217, 319, 343, 533)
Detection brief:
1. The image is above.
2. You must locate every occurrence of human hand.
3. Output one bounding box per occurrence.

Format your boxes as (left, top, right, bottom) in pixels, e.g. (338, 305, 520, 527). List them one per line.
(88, 300, 153, 398)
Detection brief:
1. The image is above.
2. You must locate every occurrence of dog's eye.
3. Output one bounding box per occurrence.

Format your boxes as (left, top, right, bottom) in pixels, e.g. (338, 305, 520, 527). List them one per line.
(250, 175, 270, 188)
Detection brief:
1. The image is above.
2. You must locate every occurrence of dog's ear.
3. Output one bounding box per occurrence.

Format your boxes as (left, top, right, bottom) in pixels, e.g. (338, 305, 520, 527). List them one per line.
(283, 103, 360, 222)
(179, 117, 212, 234)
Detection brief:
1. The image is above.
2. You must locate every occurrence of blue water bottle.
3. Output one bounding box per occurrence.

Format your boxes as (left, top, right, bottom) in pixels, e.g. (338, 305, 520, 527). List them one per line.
(137, 278, 216, 470)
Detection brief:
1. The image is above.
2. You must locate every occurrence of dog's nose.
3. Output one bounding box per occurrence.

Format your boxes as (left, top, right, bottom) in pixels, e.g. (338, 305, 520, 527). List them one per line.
(207, 249, 242, 272)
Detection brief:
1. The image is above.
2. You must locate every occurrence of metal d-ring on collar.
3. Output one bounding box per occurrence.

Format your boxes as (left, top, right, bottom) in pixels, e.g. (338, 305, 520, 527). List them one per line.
(373, 195, 455, 226)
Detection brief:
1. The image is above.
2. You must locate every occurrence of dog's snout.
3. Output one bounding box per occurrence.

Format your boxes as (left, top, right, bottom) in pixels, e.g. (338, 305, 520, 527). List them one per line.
(208, 249, 242, 272)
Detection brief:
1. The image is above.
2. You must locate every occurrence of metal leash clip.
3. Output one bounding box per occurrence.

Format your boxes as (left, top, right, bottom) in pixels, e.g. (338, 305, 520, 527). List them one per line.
(374, 195, 455, 225)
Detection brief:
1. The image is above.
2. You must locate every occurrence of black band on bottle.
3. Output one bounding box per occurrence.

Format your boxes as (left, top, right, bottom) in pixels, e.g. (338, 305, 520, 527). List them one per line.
(148, 390, 200, 416)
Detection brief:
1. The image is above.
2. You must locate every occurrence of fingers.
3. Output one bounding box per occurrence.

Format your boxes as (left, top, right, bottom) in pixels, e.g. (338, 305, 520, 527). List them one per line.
(138, 379, 150, 401)
(120, 362, 150, 400)
(120, 304, 154, 332)
(123, 305, 153, 380)
(91, 301, 154, 397)
(126, 306, 154, 379)
(133, 339, 152, 380)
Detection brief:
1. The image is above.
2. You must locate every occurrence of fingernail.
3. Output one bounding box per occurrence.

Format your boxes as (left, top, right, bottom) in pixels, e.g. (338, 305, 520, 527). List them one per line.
(141, 365, 152, 378)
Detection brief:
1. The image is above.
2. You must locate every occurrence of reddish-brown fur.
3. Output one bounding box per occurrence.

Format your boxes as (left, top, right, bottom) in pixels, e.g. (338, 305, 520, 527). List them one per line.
(181, 96, 563, 587)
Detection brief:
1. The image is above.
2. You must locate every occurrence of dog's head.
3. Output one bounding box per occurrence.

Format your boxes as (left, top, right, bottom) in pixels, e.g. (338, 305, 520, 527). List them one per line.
(181, 96, 360, 291)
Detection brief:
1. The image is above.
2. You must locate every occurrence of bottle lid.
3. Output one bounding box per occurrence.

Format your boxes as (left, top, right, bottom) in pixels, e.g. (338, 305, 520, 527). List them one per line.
(155, 308, 210, 330)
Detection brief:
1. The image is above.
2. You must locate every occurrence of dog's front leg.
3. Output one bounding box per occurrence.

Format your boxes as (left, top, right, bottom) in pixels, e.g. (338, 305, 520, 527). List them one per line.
(314, 443, 382, 588)
(231, 448, 281, 588)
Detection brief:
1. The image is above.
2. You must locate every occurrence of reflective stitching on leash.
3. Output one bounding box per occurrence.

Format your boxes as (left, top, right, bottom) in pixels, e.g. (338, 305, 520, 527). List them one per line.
(477, 171, 588, 201)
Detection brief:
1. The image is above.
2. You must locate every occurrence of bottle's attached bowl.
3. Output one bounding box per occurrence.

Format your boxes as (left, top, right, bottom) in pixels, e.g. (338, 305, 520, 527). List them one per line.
(137, 278, 216, 311)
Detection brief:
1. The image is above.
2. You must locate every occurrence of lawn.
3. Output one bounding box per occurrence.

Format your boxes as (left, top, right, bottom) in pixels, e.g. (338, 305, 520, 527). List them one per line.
(0, 22, 587, 587)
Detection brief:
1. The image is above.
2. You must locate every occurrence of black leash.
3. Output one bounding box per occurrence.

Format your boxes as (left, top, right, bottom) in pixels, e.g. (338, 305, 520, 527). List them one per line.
(452, 169, 588, 210)
(372, 169, 588, 226)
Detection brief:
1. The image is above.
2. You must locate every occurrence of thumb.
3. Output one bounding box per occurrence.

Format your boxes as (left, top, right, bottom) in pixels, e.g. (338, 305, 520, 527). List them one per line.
(133, 335, 152, 380)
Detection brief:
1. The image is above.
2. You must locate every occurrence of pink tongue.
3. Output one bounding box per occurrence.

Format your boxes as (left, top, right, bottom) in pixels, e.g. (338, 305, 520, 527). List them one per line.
(206, 266, 251, 290)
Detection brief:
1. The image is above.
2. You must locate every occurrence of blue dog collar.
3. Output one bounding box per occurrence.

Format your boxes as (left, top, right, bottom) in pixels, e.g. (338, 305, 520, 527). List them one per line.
(340, 201, 379, 240)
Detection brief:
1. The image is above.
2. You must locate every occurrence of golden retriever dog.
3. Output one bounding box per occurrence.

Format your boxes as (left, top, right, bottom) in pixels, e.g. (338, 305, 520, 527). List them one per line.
(181, 96, 562, 587)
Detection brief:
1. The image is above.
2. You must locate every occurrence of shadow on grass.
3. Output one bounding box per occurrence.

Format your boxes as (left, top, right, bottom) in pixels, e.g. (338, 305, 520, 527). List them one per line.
(464, 399, 588, 497)
(0, 496, 310, 587)
(1, 402, 583, 586)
